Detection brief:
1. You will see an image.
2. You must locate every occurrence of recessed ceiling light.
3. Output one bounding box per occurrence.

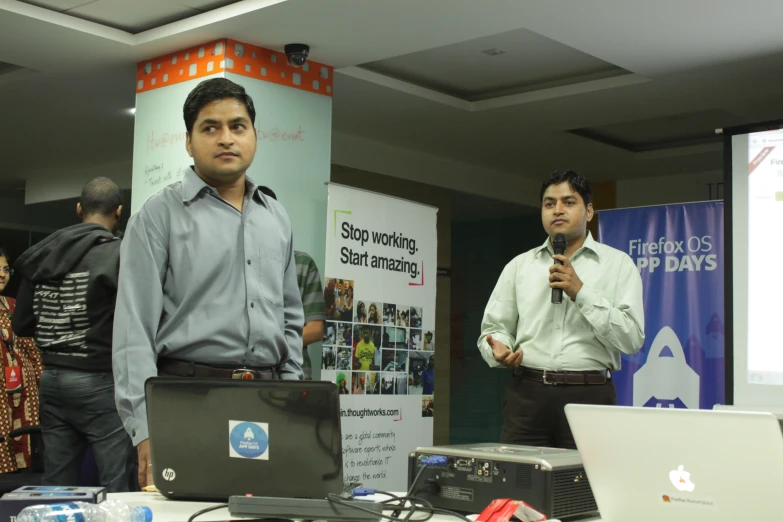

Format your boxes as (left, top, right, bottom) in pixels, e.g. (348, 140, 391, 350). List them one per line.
(481, 48, 506, 56)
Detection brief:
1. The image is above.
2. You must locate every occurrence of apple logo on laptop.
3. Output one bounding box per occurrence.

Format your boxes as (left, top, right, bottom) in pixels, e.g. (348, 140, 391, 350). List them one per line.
(669, 465, 695, 492)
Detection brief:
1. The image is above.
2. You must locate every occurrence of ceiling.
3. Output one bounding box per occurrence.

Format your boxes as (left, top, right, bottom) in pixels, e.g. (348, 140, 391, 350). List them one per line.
(17, 0, 241, 33)
(360, 28, 629, 102)
(3, 0, 783, 201)
(569, 110, 733, 153)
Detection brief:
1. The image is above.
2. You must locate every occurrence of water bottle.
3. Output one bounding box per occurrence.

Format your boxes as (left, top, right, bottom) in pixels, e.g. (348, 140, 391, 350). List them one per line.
(17, 500, 152, 522)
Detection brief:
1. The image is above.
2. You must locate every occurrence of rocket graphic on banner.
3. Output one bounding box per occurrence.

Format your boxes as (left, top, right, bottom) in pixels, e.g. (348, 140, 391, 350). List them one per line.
(633, 327, 700, 409)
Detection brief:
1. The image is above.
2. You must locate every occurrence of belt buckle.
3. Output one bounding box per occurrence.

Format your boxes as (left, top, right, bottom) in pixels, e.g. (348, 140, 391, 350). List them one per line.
(232, 369, 256, 380)
(542, 370, 558, 386)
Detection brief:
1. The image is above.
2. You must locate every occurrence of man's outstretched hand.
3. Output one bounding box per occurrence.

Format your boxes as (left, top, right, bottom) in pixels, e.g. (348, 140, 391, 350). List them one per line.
(488, 334, 522, 368)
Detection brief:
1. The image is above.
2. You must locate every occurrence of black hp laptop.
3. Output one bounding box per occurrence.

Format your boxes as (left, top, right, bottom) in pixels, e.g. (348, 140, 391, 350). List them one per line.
(145, 378, 343, 500)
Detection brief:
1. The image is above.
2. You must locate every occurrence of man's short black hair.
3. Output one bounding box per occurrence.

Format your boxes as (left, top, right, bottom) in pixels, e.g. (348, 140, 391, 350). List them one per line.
(80, 177, 123, 217)
(259, 186, 277, 200)
(539, 170, 593, 206)
(183, 78, 256, 134)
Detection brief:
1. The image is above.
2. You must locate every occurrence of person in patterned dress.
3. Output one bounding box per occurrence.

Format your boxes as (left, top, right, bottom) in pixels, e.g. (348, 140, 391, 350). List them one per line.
(0, 248, 43, 475)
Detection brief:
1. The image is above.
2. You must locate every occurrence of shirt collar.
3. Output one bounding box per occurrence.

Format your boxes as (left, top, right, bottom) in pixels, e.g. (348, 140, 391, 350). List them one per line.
(181, 167, 267, 206)
(243, 175, 267, 206)
(181, 167, 207, 202)
(535, 231, 601, 259)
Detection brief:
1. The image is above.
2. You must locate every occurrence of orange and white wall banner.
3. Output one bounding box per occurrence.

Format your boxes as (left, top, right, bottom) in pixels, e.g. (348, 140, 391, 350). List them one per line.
(135, 39, 333, 97)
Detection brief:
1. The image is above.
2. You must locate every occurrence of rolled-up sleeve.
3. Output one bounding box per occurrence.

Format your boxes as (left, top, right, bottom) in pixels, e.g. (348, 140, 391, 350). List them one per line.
(113, 210, 168, 445)
(574, 254, 645, 355)
(278, 229, 304, 380)
(477, 259, 520, 368)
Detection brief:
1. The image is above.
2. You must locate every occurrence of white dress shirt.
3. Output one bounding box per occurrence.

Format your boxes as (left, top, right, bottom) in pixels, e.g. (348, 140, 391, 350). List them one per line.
(478, 233, 645, 371)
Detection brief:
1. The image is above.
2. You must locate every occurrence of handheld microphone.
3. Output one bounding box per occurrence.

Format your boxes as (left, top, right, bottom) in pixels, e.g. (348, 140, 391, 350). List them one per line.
(551, 233, 567, 304)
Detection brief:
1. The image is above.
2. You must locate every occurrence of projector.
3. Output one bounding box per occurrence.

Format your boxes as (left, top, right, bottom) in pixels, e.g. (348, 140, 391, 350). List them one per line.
(407, 444, 597, 520)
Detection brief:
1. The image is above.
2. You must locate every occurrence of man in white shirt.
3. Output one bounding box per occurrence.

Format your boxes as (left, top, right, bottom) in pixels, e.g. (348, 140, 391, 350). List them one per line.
(478, 170, 645, 449)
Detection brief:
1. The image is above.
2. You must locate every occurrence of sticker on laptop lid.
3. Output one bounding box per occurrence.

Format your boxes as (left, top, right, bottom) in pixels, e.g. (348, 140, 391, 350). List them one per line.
(229, 421, 269, 460)
(661, 493, 717, 509)
(661, 466, 715, 508)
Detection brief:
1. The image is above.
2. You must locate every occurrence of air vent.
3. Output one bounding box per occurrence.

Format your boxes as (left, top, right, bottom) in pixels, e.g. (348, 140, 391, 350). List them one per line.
(480, 48, 506, 56)
(515, 464, 532, 489)
(551, 468, 597, 519)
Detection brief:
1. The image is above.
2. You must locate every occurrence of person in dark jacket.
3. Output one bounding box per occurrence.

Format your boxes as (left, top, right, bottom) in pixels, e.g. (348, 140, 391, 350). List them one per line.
(12, 177, 134, 492)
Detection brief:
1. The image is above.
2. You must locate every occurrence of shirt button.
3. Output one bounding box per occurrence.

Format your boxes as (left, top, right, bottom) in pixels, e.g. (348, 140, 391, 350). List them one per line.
(555, 325, 561, 330)
(250, 302, 255, 308)
(251, 348, 256, 352)
(247, 259, 252, 265)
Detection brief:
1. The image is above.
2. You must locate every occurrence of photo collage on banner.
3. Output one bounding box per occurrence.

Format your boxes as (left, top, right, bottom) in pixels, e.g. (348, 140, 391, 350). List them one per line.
(320, 278, 435, 408)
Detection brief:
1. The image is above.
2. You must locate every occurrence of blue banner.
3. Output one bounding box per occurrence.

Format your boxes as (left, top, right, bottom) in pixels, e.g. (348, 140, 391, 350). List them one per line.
(598, 202, 724, 409)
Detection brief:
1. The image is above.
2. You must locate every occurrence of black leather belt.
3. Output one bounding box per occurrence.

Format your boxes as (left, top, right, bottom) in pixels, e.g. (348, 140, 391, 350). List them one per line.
(515, 366, 611, 385)
(157, 357, 276, 380)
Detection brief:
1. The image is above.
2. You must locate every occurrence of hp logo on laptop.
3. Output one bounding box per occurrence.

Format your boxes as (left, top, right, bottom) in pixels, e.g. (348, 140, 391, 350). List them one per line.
(162, 468, 176, 481)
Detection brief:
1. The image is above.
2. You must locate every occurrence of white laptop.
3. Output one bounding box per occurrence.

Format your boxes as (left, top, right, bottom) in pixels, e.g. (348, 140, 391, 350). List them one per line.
(565, 404, 783, 522)
(714, 403, 783, 421)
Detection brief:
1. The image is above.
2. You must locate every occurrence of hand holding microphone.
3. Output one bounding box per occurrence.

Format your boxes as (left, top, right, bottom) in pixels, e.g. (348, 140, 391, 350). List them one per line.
(550, 233, 584, 302)
(551, 234, 567, 304)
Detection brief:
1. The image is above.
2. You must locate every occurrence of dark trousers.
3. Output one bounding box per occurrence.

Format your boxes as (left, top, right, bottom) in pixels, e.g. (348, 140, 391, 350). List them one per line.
(39, 368, 135, 492)
(500, 373, 616, 449)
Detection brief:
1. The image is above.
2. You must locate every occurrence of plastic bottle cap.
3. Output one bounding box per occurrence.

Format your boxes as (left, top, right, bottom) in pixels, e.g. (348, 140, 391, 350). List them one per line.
(138, 506, 153, 522)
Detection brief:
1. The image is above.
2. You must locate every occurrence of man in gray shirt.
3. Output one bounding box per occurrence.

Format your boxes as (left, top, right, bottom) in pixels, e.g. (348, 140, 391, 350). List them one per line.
(113, 78, 304, 488)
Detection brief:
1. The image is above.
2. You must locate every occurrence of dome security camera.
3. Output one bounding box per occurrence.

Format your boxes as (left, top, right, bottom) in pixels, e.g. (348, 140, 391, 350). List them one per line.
(284, 44, 310, 67)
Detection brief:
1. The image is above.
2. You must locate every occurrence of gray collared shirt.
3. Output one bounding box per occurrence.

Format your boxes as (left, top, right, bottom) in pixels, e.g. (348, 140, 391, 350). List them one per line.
(113, 168, 304, 445)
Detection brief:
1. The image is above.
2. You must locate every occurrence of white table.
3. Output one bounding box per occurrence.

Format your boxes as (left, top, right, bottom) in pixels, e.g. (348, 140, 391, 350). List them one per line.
(111, 493, 235, 522)
(110, 492, 603, 522)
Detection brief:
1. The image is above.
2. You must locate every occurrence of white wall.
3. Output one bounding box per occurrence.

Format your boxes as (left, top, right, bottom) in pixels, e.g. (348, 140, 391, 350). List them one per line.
(616, 170, 723, 208)
(332, 132, 541, 208)
(23, 133, 541, 209)
(19, 131, 722, 211)
(24, 160, 132, 205)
